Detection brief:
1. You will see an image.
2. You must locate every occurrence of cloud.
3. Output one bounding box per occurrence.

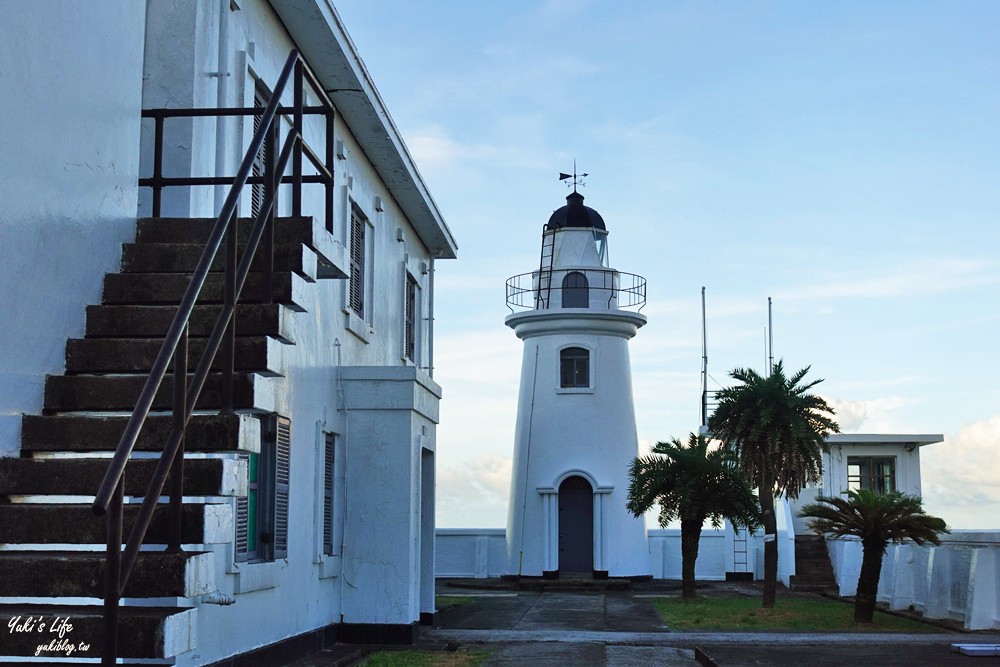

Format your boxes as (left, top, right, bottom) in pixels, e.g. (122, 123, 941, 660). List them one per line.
(437, 453, 512, 527)
(822, 396, 868, 432)
(777, 258, 1000, 303)
(920, 415, 1000, 528)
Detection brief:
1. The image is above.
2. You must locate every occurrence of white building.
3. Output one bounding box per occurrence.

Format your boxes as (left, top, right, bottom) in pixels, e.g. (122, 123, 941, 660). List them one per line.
(0, 1, 456, 665)
(503, 191, 651, 579)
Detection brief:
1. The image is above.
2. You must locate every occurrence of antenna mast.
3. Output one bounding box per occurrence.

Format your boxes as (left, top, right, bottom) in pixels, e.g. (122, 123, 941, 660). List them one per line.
(701, 287, 708, 428)
(767, 297, 774, 375)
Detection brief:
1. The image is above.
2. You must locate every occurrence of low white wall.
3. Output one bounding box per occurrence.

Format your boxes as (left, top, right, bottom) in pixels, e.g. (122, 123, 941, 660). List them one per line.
(435, 528, 732, 581)
(827, 531, 1000, 630)
(647, 529, 727, 580)
(436, 529, 507, 578)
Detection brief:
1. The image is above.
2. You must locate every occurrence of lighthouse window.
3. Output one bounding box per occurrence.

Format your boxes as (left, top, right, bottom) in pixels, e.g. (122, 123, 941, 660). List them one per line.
(560, 347, 590, 388)
(562, 271, 589, 308)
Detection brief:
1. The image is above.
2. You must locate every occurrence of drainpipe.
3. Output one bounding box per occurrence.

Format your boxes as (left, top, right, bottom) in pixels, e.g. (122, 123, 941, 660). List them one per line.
(427, 257, 435, 378)
(213, 0, 232, 214)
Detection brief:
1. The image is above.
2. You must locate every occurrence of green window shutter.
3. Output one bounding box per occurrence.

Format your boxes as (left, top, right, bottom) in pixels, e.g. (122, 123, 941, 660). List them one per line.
(235, 451, 259, 561)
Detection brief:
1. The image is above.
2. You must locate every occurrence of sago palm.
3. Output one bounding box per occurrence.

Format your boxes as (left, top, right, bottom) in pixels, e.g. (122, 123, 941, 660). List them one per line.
(627, 433, 761, 599)
(707, 360, 839, 607)
(798, 489, 947, 623)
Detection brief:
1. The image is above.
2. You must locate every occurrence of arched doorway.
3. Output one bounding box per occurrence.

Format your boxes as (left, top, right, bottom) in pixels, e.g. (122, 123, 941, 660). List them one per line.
(558, 475, 594, 573)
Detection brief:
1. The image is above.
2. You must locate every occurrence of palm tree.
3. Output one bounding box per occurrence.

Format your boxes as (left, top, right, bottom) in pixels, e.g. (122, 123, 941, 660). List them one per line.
(798, 489, 947, 623)
(706, 360, 839, 608)
(627, 433, 761, 599)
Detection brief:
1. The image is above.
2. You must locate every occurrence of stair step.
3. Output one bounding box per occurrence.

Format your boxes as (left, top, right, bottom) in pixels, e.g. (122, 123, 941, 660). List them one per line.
(0, 503, 230, 544)
(20, 413, 260, 453)
(0, 550, 214, 598)
(102, 270, 306, 310)
(120, 242, 317, 281)
(0, 604, 195, 659)
(136, 216, 348, 279)
(44, 372, 261, 412)
(65, 337, 274, 374)
(85, 303, 294, 340)
(0, 458, 243, 497)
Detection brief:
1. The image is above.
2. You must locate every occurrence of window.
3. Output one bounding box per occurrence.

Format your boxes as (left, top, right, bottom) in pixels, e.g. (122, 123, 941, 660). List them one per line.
(349, 209, 366, 318)
(562, 271, 589, 308)
(847, 456, 896, 494)
(560, 347, 590, 388)
(322, 432, 335, 556)
(404, 274, 417, 361)
(236, 415, 291, 562)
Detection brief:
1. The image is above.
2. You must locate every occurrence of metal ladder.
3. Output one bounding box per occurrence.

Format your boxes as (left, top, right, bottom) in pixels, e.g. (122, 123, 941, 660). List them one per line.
(535, 224, 555, 309)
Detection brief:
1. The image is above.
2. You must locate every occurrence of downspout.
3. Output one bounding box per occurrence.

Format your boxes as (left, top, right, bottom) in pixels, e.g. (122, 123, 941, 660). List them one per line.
(334, 338, 352, 622)
(427, 257, 435, 378)
(213, 0, 232, 214)
(517, 345, 541, 576)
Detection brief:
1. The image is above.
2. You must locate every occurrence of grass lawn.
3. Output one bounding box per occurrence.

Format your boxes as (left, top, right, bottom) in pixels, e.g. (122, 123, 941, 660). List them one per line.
(653, 596, 941, 632)
(435, 595, 475, 611)
(363, 649, 489, 667)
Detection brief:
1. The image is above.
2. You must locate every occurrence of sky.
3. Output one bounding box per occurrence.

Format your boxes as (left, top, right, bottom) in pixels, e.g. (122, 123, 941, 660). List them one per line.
(333, 1, 1000, 530)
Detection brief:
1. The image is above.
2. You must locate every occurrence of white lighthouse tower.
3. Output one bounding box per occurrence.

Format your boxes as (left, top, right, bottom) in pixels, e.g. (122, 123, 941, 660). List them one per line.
(504, 188, 651, 579)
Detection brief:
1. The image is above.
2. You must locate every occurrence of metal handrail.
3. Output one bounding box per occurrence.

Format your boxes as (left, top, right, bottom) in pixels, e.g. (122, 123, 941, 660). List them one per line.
(505, 268, 647, 311)
(92, 50, 332, 666)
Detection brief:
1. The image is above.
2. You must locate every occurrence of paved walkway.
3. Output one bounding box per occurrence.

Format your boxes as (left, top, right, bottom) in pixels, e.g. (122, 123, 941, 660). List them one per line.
(424, 581, 1000, 666)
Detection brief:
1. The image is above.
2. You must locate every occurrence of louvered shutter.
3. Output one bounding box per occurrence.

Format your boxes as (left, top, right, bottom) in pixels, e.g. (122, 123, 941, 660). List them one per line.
(273, 416, 291, 559)
(323, 433, 335, 555)
(404, 276, 416, 361)
(251, 88, 267, 219)
(349, 211, 365, 316)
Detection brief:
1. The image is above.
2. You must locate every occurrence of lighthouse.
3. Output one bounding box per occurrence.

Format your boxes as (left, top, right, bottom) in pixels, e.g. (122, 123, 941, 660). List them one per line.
(504, 188, 651, 579)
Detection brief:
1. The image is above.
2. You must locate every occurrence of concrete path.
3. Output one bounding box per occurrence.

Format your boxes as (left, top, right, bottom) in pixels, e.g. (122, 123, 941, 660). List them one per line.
(429, 583, 1000, 666)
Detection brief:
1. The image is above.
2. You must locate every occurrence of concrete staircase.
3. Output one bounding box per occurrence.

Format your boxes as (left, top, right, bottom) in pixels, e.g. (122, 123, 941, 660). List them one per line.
(789, 534, 838, 593)
(0, 216, 338, 664)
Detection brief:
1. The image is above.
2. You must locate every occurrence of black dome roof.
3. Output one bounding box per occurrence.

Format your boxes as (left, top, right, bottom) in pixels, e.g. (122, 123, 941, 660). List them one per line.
(546, 191, 606, 231)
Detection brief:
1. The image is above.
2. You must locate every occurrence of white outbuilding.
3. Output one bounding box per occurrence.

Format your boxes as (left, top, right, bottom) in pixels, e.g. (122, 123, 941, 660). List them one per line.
(503, 190, 652, 579)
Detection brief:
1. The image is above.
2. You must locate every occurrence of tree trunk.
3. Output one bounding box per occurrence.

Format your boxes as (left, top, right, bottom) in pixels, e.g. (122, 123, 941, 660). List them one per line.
(854, 539, 887, 623)
(759, 484, 777, 608)
(680, 518, 703, 600)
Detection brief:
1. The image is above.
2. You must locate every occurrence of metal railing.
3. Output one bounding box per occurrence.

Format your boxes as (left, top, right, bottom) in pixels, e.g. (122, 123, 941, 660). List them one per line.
(140, 56, 335, 231)
(505, 268, 646, 311)
(91, 50, 333, 666)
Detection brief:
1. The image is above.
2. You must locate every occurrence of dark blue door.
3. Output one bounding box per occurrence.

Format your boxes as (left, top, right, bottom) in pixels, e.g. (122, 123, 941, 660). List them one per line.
(558, 475, 594, 573)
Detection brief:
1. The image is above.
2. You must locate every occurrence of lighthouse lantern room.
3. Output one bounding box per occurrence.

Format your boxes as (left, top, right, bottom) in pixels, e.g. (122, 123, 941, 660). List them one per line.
(504, 188, 651, 579)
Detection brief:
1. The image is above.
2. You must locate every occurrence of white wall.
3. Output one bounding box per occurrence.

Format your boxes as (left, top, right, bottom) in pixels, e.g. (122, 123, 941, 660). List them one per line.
(0, 1, 146, 456)
(437, 529, 507, 578)
(827, 531, 1000, 630)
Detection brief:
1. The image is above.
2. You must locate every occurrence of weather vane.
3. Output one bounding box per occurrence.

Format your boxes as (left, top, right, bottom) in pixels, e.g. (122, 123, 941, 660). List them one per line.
(558, 160, 589, 192)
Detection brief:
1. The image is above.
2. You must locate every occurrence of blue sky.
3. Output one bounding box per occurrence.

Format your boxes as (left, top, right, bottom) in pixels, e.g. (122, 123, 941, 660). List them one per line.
(334, 1, 1000, 529)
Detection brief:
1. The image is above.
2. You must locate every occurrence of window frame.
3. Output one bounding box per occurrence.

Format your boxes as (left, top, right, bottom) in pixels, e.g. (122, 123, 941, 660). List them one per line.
(561, 271, 589, 308)
(559, 346, 591, 390)
(348, 206, 367, 319)
(847, 455, 897, 494)
(235, 415, 291, 563)
(403, 271, 419, 363)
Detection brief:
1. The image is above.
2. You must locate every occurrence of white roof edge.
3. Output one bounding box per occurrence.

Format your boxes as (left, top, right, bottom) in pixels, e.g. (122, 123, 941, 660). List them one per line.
(268, 0, 458, 259)
(826, 433, 944, 447)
